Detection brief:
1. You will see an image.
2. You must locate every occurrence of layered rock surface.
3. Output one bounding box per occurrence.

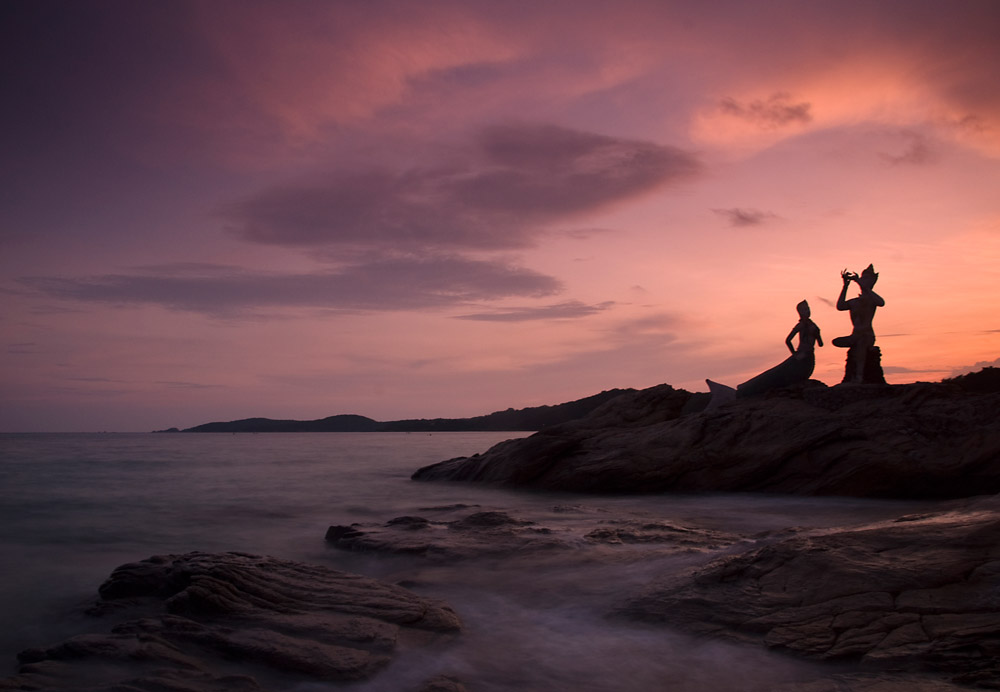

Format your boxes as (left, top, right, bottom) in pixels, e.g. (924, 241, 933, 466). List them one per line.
(618, 497, 1000, 688)
(412, 381, 1000, 499)
(325, 503, 741, 561)
(0, 552, 460, 691)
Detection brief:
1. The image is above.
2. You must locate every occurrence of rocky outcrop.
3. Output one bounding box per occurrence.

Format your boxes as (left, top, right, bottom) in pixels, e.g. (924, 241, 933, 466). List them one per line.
(1, 552, 460, 691)
(412, 381, 1000, 499)
(325, 503, 741, 561)
(327, 508, 567, 560)
(618, 497, 1000, 688)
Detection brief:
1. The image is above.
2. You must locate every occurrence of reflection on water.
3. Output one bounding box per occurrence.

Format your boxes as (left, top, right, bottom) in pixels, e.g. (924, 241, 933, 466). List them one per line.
(0, 433, 943, 688)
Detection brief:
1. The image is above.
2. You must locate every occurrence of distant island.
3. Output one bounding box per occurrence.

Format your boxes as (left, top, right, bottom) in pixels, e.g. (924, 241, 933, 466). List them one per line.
(155, 388, 632, 433)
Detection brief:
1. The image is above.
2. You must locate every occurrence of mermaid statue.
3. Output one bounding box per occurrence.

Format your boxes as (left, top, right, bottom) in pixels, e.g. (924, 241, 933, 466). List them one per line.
(707, 300, 823, 406)
(736, 299, 823, 397)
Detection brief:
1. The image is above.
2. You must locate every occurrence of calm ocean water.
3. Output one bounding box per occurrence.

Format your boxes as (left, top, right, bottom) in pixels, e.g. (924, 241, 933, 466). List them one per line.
(0, 432, 942, 690)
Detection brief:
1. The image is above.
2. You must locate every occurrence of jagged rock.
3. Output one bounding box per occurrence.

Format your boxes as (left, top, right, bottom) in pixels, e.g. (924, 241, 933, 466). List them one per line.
(0, 552, 460, 691)
(413, 382, 1000, 499)
(617, 498, 1000, 687)
(326, 507, 566, 560)
(583, 519, 735, 550)
(325, 504, 745, 563)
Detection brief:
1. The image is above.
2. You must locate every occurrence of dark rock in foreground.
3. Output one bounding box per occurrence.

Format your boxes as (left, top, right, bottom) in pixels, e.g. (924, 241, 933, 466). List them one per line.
(413, 381, 1000, 499)
(0, 552, 460, 691)
(618, 497, 1000, 688)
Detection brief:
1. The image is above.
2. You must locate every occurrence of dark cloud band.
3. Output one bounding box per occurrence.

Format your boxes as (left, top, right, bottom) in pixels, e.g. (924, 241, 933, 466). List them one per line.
(719, 93, 812, 129)
(222, 122, 700, 251)
(454, 300, 615, 322)
(712, 207, 778, 227)
(22, 256, 562, 316)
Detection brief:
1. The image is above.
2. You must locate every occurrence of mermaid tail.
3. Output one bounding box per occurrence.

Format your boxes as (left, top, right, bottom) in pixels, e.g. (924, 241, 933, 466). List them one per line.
(736, 352, 815, 398)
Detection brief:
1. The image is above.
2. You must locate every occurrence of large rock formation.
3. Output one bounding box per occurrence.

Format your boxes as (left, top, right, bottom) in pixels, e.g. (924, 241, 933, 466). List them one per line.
(412, 380, 1000, 499)
(0, 552, 460, 691)
(617, 496, 1000, 688)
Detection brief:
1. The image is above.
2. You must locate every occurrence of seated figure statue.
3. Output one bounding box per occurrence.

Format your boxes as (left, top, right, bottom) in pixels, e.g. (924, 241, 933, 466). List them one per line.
(833, 264, 885, 383)
(707, 300, 823, 406)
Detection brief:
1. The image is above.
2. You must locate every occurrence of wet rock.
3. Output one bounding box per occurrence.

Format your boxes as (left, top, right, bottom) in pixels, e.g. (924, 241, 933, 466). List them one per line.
(770, 672, 981, 691)
(387, 515, 432, 529)
(416, 674, 469, 692)
(450, 510, 529, 529)
(0, 552, 460, 691)
(413, 382, 1000, 499)
(326, 505, 745, 562)
(326, 508, 566, 560)
(618, 498, 1000, 687)
(584, 519, 735, 550)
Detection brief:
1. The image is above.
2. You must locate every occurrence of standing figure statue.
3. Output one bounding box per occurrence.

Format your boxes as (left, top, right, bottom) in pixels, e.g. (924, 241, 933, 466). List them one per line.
(734, 300, 823, 398)
(833, 264, 885, 383)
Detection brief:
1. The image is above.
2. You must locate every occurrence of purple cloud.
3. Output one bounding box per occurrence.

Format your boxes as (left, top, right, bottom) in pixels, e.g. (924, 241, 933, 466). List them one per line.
(951, 357, 1000, 377)
(712, 207, 778, 227)
(880, 130, 938, 165)
(22, 256, 561, 316)
(719, 93, 812, 129)
(222, 122, 700, 251)
(454, 300, 615, 322)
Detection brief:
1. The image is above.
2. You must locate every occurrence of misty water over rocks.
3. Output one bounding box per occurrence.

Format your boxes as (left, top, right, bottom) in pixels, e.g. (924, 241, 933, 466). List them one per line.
(0, 433, 972, 690)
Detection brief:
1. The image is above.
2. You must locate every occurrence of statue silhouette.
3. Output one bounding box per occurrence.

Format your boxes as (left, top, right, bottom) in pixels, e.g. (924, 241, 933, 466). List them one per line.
(736, 299, 823, 398)
(833, 264, 885, 383)
(707, 300, 823, 406)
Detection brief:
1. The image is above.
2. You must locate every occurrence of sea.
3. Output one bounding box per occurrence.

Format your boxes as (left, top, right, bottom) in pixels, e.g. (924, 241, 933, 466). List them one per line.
(0, 432, 946, 691)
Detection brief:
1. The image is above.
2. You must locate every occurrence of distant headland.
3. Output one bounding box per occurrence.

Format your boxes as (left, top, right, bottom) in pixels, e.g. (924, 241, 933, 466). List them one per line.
(154, 388, 631, 433)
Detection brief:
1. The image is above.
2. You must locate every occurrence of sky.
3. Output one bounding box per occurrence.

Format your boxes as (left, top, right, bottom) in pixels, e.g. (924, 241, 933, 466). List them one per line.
(2, 0, 999, 432)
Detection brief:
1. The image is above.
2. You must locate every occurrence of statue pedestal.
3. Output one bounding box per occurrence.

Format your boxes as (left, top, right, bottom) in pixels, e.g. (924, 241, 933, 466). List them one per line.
(842, 345, 886, 384)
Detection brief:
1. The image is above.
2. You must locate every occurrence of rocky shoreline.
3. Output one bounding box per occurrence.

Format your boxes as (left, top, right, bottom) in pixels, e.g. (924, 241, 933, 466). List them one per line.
(620, 494, 1000, 689)
(7, 496, 997, 691)
(4, 372, 999, 691)
(412, 378, 1000, 499)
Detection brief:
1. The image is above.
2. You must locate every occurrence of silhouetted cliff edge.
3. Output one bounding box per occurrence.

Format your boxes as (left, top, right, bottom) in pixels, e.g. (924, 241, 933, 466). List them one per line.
(412, 367, 1000, 500)
(160, 389, 631, 433)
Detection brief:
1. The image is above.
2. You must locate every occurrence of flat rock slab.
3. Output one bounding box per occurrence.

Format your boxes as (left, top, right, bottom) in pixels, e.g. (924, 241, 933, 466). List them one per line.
(413, 382, 1000, 499)
(618, 498, 1000, 688)
(0, 552, 460, 691)
(326, 504, 742, 561)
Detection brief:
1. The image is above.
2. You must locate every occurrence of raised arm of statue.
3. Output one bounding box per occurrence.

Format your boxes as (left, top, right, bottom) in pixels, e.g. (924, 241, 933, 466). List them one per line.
(836, 269, 856, 311)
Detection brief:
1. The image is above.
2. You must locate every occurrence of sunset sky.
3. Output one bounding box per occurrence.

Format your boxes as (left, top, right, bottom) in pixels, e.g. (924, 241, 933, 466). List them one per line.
(3, 0, 999, 432)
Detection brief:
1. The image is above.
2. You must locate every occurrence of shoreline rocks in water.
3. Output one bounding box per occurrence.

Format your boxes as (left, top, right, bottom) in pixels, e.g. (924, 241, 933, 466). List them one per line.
(325, 503, 744, 562)
(617, 495, 1000, 688)
(0, 552, 460, 692)
(412, 378, 1000, 499)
